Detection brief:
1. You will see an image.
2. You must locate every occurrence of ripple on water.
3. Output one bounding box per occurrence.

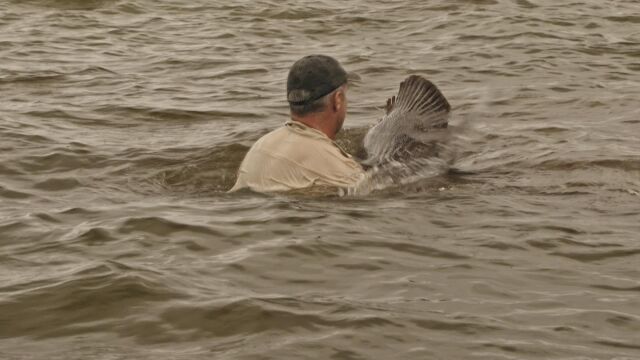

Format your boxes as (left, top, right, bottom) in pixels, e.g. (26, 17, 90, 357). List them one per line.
(10, 0, 120, 10)
(0, 185, 32, 199)
(156, 297, 401, 342)
(93, 105, 264, 123)
(117, 216, 225, 237)
(19, 151, 107, 174)
(348, 239, 471, 260)
(0, 261, 183, 339)
(32, 177, 82, 191)
(2, 0, 640, 359)
(550, 248, 640, 263)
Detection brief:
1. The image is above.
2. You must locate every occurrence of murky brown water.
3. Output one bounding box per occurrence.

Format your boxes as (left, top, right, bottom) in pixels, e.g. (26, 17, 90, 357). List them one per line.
(1, 0, 639, 359)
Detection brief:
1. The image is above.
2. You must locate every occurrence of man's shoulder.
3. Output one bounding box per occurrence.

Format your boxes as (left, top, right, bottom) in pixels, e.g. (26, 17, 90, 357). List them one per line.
(255, 122, 323, 148)
(260, 124, 289, 139)
(249, 121, 353, 162)
(250, 124, 289, 147)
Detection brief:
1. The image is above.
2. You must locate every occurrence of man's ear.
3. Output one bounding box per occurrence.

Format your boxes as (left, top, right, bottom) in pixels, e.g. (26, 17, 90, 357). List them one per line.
(333, 89, 343, 112)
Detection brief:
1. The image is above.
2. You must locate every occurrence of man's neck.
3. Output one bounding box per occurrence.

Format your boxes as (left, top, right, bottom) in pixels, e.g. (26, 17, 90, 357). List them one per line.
(291, 113, 336, 140)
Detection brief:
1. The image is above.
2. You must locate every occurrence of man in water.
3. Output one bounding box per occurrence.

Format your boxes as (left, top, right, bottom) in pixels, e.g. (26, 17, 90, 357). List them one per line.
(230, 55, 365, 192)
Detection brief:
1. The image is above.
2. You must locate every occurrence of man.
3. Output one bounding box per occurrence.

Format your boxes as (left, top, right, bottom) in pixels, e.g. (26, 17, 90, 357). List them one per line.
(229, 55, 365, 193)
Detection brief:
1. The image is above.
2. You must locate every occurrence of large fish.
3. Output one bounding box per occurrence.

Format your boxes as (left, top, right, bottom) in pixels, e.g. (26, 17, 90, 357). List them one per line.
(344, 75, 454, 189)
(360, 75, 451, 168)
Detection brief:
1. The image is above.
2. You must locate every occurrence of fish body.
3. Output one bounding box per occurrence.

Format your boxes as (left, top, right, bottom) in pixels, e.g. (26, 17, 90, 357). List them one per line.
(361, 75, 451, 170)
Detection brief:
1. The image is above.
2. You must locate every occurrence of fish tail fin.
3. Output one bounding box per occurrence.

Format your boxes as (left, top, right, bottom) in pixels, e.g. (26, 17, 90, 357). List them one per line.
(393, 75, 451, 119)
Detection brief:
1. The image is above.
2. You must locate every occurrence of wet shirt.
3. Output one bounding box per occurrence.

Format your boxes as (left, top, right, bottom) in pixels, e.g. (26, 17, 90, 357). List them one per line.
(230, 121, 364, 192)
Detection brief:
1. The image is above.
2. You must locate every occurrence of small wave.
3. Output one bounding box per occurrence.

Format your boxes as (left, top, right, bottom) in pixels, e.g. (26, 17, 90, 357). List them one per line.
(332, 14, 395, 26)
(114, 2, 147, 14)
(117, 216, 224, 237)
(157, 297, 400, 341)
(357, 65, 405, 75)
(347, 239, 470, 260)
(0, 124, 56, 146)
(535, 158, 640, 171)
(590, 284, 640, 292)
(71, 66, 118, 76)
(605, 16, 640, 24)
(58, 207, 102, 216)
(274, 239, 350, 259)
(0, 71, 66, 84)
(32, 177, 82, 191)
(596, 339, 640, 350)
(550, 248, 640, 263)
(203, 67, 270, 79)
(22, 109, 107, 125)
(0, 163, 23, 176)
(71, 227, 117, 246)
(144, 58, 236, 73)
(13, 0, 119, 10)
(0, 262, 182, 339)
(17, 149, 108, 174)
(411, 317, 501, 335)
(0, 184, 32, 199)
(471, 281, 521, 299)
(532, 126, 570, 134)
(0, 220, 28, 234)
(458, 31, 567, 42)
(477, 240, 527, 251)
(514, 0, 538, 8)
(526, 236, 623, 250)
(94, 105, 263, 122)
(251, 6, 334, 21)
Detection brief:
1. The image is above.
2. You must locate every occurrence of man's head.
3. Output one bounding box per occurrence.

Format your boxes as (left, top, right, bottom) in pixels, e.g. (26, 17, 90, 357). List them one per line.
(287, 55, 348, 138)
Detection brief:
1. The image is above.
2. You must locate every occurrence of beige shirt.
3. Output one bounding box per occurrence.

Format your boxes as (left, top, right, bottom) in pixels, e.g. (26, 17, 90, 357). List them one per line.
(230, 121, 364, 192)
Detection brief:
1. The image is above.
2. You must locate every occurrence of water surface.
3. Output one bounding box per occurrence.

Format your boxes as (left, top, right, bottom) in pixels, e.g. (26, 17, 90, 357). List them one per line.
(1, 0, 639, 359)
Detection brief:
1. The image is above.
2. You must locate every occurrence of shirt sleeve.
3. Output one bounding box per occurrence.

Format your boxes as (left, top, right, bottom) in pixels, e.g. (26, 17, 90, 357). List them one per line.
(307, 142, 365, 187)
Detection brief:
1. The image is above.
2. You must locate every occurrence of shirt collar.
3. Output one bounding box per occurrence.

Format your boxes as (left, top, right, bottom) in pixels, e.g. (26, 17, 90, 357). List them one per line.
(284, 121, 353, 159)
(285, 120, 331, 141)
